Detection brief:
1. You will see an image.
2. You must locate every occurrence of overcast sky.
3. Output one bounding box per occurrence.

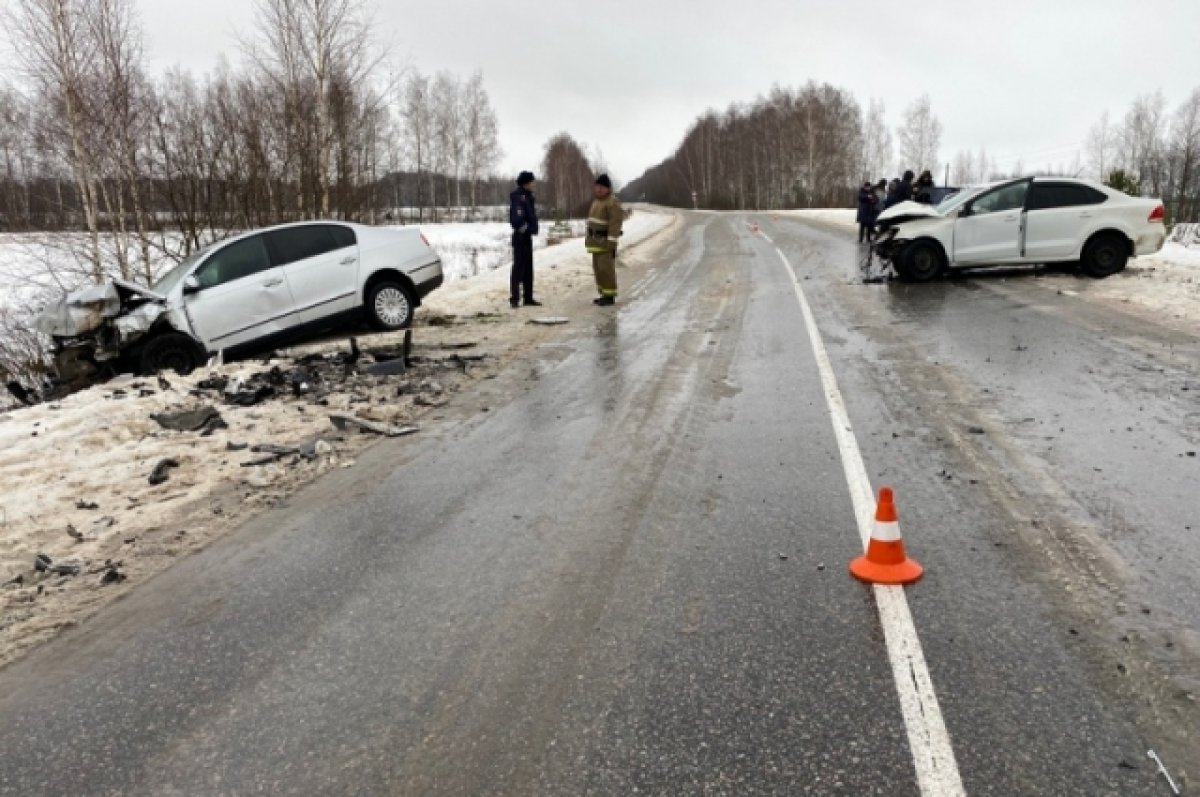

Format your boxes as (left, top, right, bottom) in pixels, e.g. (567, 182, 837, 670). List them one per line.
(14, 0, 1200, 184)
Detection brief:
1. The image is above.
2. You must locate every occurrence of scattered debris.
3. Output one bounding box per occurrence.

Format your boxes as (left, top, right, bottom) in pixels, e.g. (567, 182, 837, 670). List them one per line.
(225, 441, 249, 452)
(75, 499, 99, 510)
(151, 405, 227, 433)
(98, 560, 126, 585)
(777, 552, 788, 560)
(33, 553, 81, 576)
(364, 358, 407, 376)
(148, 458, 180, 485)
(529, 316, 570, 326)
(224, 384, 276, 407)
(328, 414, 419, 438)
(967, 426, 986, 435)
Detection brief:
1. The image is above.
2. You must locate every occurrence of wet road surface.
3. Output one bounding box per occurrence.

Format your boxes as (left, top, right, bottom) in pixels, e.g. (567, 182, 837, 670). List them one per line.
(0, 211, 1195, 795)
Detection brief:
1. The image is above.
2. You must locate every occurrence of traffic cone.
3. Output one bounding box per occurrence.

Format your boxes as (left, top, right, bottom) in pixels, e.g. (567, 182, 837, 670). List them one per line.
(849, 487, 924, 585)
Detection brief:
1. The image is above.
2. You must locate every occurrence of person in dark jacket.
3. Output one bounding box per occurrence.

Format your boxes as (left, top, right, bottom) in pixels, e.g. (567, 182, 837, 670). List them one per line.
(884, 177, 902, 208)
(897, 170, 915, 205)
(856, 182, 875, 243)
(914, 170, 935, 204)
(508, 171, 541, 308)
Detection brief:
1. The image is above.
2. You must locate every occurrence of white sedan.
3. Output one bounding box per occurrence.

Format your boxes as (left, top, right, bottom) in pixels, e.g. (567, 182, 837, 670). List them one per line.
(873, 177, 1166, 281)
(37, 221, 444, 378)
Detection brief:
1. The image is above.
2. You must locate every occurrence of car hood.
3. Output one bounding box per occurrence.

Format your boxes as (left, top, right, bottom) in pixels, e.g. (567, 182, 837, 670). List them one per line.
(35, 279, 167, 338)
(876, 201, 942, 226)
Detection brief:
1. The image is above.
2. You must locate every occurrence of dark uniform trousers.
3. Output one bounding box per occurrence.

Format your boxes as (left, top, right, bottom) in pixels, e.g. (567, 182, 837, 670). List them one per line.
(511, 232, 534, 302)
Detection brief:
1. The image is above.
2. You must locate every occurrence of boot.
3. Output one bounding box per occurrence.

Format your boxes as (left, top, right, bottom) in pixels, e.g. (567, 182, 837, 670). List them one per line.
(593, 296, 616, 306)
(523, 298, 543, 307)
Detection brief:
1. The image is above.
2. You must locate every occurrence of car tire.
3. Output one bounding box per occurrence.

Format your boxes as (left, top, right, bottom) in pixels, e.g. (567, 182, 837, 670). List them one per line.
(897, 240, 944, 282)
(366, 280, 416, 330)
(138, 332, 204, 375)
(1080, 234, 1129, 278)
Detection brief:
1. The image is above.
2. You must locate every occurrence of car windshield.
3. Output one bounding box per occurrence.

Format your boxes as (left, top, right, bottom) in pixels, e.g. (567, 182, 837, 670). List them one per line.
(935, 186, 985, 216)
(150, 246, 212, 294)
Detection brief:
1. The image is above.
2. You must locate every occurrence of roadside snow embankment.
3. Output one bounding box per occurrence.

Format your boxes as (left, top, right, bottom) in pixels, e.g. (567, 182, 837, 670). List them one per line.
(417, 207, 671, 284)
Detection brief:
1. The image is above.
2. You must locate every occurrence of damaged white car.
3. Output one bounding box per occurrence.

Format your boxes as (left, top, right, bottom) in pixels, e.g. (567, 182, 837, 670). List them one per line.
(873, 177, 1166, 281)
(35, 221, 444, 381)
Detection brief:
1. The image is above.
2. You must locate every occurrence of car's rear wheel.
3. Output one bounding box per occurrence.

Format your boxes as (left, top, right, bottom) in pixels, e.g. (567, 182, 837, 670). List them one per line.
(366, 280, 416, 330)
(897, 240, 945, 282)
(1080, 233, 1129, 278)
(139, 332, 204, 375)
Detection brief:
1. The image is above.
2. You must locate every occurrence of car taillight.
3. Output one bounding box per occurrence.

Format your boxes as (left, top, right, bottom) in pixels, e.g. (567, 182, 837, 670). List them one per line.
(420, 233, 431, 248)
(1148, 204, 1165, 223)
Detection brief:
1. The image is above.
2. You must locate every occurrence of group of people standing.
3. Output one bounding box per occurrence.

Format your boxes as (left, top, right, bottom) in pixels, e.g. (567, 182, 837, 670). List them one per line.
(856, 169, 937, 243)
(508, 172, 624, 309)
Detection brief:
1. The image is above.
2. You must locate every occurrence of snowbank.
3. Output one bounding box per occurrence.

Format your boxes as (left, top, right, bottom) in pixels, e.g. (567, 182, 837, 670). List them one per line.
(777, 208, 857, 232)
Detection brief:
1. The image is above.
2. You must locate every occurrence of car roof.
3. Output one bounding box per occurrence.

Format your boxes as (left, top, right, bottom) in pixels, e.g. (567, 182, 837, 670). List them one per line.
(215, 219, 364, 247)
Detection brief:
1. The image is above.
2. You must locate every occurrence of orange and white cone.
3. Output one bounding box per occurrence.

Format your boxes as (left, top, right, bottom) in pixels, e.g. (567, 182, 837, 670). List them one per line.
(849, 487, 924, 585)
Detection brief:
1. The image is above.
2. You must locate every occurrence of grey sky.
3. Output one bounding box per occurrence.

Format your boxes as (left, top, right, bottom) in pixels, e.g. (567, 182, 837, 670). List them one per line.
(26, 1, 1200, 184)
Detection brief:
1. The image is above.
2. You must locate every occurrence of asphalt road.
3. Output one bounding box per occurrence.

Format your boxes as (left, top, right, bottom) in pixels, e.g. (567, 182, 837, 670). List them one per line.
(1, 211, 1195, 796)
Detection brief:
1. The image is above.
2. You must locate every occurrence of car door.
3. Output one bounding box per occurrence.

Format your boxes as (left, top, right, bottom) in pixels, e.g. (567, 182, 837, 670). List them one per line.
(265, 224, 359, 325)
(953, 180, 1030, 264)
(1025, 182, 1108, 261)
(184, 234, 298, 351)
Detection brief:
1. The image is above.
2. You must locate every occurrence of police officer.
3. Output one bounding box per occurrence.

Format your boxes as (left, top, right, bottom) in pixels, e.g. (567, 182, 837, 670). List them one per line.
(585, 174, 623, 306)
(509, 171, 541, 308)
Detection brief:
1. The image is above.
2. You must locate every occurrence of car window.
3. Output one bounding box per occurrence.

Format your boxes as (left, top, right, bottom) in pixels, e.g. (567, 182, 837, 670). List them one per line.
(268, 226, 341, 267)
(1028, 183, 1108, 210)
(329, 225, 357, 249)
(195, 236, 272, 289)
(971, 182, 1028, 215)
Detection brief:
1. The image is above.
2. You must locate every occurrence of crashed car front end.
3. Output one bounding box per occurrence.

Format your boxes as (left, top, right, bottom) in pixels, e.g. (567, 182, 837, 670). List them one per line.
(34, 280, 181, 383)
(870, 201, 953, 271)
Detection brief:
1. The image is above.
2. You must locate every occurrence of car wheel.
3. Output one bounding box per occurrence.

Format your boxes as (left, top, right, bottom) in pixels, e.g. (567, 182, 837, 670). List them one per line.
(897, 240, 944, 282)
(1081, 234, 1129, 278)
(366, 280, 416, 330)
(139, 332, 204, 375)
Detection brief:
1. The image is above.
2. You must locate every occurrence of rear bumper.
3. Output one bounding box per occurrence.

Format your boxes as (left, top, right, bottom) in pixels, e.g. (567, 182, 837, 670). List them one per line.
(413, 259, 444, 301)
(1135, 229, 1166, 257)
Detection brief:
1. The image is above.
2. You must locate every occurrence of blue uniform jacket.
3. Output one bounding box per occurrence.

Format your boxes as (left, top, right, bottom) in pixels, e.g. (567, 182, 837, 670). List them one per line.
(509, 188, 539, 236)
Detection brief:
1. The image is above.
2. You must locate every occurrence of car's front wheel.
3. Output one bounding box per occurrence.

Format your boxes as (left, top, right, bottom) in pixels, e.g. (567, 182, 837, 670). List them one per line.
(366, 280, 416, 330)
(897, 240, 945, 282)
(138, 332, 204, 375)
(1080, 233, 1129, 278)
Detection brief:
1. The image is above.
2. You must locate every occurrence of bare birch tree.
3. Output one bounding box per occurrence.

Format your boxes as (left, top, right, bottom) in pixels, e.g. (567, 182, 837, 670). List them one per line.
(896, 94, 942, 176)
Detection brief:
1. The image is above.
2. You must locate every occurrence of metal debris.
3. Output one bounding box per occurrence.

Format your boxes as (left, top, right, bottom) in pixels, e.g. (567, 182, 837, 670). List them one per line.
(529, 316, 570, 326)
(1147, 750, 1180, 795)
(148, 458, 181, 485)
(151, 405, 227, 433)
(328, 414, 419, 438)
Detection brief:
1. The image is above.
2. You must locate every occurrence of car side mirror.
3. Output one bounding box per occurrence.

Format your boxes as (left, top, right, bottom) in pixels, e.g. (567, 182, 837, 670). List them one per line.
(183, 275, 202, 294)
(959, 204, 972, 219)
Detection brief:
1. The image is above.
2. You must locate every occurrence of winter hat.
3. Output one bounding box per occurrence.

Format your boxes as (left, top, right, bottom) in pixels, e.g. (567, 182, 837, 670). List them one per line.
(595, 174, 613, 189)
(517, 171, 535, 187)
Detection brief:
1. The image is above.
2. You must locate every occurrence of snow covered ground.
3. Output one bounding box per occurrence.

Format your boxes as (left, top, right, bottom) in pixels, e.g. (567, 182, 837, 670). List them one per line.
(0, 206, 679, 667)
(417, 219, 587, 282)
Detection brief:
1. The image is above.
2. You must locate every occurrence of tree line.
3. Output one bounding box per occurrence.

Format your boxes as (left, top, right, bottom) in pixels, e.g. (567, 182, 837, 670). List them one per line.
(0, 0, 507, 282)
(1082, 89, 1200, 222)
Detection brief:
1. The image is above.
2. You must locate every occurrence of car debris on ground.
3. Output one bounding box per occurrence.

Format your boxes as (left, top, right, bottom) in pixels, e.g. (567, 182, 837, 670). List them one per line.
(148, 458, 180, 485)
(328, 414, 419, 438)
(151, 406, 227, 434)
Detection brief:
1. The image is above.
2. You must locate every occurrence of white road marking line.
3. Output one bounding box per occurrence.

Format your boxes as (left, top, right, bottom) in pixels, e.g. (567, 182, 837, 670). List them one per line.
(762, 231, 967, 797)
